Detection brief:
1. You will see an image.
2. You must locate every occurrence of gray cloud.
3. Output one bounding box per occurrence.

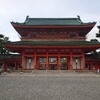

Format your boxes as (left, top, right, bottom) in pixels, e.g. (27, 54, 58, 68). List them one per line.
(0, 0, 100, 41)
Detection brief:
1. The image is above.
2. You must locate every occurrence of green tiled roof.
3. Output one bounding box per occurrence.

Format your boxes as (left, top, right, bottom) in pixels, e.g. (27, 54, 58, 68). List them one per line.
(0, 54, 21, 60)
(5, 41, 100, 47)
(24, 18, 82, 26)
(14, 16, 95, 26)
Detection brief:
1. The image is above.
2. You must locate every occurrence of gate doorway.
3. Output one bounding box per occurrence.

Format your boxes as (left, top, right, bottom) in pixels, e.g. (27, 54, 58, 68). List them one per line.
(38, 57, 46, 70)
(60, 57, 69, 70)
(49, 57, 57, 70)
(25, 57, 34, 69)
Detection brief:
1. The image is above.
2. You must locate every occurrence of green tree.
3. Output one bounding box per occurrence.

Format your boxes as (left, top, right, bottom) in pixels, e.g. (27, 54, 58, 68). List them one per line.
(0, 34, 9, 54)
(96, 26, 100, 38)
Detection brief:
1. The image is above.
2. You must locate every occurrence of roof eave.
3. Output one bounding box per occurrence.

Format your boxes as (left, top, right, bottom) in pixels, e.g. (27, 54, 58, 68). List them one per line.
(11, 22, 96, 28)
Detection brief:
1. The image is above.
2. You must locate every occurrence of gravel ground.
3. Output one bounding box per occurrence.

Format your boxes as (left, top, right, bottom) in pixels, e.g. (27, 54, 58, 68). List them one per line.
(0, 75, 100, 100)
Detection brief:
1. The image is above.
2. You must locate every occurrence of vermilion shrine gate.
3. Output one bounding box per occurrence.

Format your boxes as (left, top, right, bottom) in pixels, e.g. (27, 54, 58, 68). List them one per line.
(5, 16, 100, 70)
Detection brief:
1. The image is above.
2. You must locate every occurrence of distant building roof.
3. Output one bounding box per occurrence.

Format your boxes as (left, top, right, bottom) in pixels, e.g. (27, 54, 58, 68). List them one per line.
(0, 54, 21, 61)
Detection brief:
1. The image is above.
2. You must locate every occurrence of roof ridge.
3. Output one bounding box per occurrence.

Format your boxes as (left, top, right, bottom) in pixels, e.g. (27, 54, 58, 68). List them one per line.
(28, 18, 78, 20)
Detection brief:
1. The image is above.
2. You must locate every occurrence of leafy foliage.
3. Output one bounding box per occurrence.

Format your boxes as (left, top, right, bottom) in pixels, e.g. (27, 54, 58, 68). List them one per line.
(96, 33, 100, 38)
(96, 27, 100, 38)
(90, 39, 99, 42)
(0, 34, 9, 54)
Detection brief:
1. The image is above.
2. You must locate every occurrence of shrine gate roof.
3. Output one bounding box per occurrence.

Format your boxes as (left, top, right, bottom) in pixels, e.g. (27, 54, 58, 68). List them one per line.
(12, 16, 96, 26)
(5, 41, 100, 47)
(5, 41, 100, 53)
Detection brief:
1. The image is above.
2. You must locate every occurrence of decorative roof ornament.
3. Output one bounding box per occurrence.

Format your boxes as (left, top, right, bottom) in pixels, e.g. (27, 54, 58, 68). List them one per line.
(77, 15, 83, 24)
(77, 15, 80, 20)
(25, 15, 29, 22)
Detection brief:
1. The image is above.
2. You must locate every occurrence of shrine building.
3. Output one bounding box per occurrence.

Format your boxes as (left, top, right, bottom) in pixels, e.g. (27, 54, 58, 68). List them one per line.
(4, 16, 100, 70)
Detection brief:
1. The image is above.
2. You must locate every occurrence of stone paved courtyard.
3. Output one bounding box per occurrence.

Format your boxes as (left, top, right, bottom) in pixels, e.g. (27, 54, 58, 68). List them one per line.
(0, 74, 100, 100)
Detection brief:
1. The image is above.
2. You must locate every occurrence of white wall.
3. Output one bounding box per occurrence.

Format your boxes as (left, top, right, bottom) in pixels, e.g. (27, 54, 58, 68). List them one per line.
(72, 57, 81, 69)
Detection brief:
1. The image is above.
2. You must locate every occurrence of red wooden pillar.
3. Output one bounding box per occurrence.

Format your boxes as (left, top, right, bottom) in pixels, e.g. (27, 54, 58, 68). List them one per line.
(22, 52, 25, 70)
(3, 61, 7, 71)
(46, 50, 49, 70)
(14, 59, 17, 70)
(70, 51, 73, 70)
(58, 52, 60, 70)
(82, 52, 85, 70)
(34, 50, 37, 69)
(90, 62, 92, 70)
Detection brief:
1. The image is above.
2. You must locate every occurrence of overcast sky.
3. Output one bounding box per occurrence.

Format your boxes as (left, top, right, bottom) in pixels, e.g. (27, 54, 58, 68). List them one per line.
(0, 0, 100, 41)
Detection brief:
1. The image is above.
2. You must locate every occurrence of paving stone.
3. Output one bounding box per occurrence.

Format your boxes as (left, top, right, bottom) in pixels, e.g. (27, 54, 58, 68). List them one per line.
(0, 76, 100, 100)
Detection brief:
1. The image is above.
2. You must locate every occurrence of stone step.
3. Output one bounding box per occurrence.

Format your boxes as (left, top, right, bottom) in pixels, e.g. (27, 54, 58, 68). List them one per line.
(10, 70, 97, 75)
(75, 70, 96, 73)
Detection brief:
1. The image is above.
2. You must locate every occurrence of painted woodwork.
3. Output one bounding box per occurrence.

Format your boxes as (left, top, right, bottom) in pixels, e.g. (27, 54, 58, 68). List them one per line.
(4, 18, 100, 71)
